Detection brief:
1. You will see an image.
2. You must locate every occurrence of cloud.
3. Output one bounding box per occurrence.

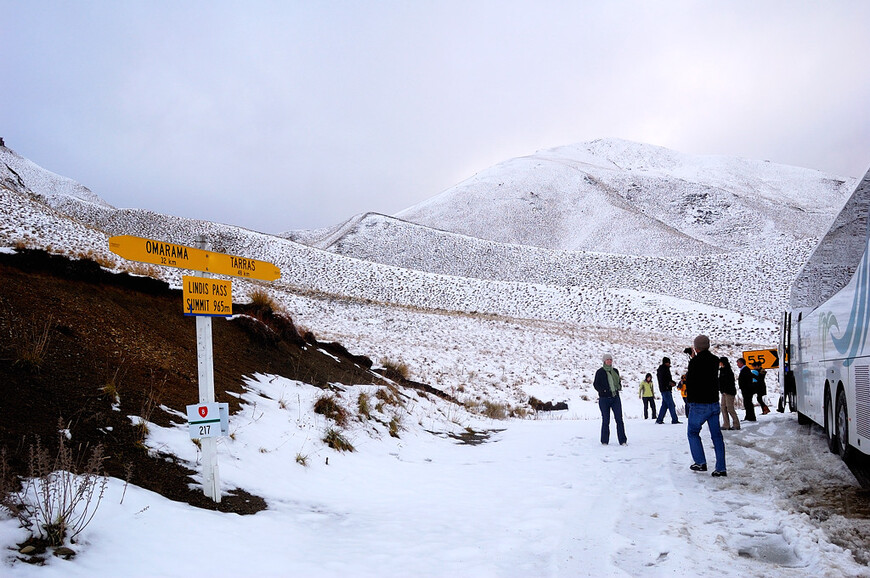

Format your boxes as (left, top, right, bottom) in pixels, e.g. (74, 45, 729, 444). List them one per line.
(2, 1, 868, 233)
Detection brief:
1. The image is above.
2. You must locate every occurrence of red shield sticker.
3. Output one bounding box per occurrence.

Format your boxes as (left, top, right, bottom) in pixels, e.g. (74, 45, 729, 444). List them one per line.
(198, 406, 208, 418)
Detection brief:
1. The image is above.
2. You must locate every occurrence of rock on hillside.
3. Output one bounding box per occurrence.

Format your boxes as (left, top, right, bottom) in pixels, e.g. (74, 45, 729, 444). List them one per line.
(394, 138, 853, 256)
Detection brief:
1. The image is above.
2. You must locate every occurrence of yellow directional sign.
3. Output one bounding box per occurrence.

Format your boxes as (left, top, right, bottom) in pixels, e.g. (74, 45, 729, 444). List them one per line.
(742, 349, 779, 369)
(109, 235, 281, 281)
(183, 276, 232, 317)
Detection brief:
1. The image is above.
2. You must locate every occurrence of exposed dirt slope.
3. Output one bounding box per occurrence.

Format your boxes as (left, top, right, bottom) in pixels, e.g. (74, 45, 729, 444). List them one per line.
(0, 249, 387, 514)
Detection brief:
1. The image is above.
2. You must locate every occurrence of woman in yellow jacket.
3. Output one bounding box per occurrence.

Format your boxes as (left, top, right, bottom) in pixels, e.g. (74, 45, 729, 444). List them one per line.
(639, 373, 657, 419)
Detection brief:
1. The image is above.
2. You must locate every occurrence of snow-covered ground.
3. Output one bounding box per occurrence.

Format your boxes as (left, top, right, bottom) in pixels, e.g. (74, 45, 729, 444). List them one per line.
(1, 375, 866, 577)
(1, 140, 868, 575)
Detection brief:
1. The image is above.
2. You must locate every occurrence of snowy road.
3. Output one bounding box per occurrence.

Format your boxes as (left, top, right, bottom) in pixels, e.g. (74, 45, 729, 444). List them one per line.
(2, 377, 867, 577)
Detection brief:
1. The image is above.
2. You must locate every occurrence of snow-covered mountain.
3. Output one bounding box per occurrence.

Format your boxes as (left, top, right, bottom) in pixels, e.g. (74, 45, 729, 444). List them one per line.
(389, 138, 852, 256)
(0, 139, 853, 404)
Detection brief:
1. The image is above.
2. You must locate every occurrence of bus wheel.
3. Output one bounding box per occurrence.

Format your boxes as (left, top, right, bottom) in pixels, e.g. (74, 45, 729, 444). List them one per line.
(825, 390, 838, 454)
(836, 389, 853, 460)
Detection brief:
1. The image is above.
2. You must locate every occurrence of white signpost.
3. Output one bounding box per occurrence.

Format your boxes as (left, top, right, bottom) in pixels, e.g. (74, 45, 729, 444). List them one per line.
(109, 233, 280, 503)
(192, 237, 222, 502)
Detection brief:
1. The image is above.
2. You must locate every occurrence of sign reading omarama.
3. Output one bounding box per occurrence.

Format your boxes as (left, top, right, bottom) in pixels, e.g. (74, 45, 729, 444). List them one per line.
(109, 235, 281, 281)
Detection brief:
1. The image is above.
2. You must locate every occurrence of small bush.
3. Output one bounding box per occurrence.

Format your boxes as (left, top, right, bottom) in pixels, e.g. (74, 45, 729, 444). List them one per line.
(323, 428, 354, 452)
(12, 426, 108, 547)
(295, 453, 308, 467)
(314, 394, 349, 427)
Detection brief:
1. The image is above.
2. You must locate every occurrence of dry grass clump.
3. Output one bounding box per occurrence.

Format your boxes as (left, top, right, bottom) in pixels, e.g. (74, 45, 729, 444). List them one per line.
(388, 415, 401, 438)
(357, 392, 372, 419)
(314, 394, 349, 427)
(380, 358, 409, 380)
(9, 314, 54, 373)
(323, 428, 354, 452)
(374, 386, 403, 413)
(248, 289, 280, 313)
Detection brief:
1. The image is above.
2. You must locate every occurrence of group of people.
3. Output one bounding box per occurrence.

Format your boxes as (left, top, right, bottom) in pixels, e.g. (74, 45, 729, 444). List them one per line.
(593, 335, 774, 478)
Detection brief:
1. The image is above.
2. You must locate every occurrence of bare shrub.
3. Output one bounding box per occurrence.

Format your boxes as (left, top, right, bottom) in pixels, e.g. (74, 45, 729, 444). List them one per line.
(314, 394, 349, 427)
(13, 424, 108, 546)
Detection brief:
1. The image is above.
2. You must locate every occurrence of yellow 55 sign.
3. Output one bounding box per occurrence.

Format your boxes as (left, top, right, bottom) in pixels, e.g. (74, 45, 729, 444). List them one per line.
(742, 349, 779, 369)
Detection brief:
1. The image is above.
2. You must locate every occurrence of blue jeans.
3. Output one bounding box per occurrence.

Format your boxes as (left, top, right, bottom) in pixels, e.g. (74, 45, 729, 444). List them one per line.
(687, 402, 726, 472)
(656, 390, 679, 423)
(599, 395, 627, 445)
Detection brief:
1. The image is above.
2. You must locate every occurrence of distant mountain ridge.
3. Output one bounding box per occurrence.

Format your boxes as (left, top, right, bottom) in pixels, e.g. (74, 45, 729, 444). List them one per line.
(390, 138, 852, 256)
(0, 138, 852, 339)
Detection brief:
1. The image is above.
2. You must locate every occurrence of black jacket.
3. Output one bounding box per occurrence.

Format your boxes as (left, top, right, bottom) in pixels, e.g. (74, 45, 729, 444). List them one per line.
(737, 365, 754, 393)
(719, 365, 737, 396)
(593, 366, 620, 398)
(685, 349, 720, 404)
(656, 364, 674, 392)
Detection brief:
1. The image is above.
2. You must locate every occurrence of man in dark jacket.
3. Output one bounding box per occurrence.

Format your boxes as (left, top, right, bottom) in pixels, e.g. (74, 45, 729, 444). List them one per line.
(593, 352, 627, 445)
(655, 357, 680, 424)
(736, 358, 756, 421)
(684, 335, 727, 476)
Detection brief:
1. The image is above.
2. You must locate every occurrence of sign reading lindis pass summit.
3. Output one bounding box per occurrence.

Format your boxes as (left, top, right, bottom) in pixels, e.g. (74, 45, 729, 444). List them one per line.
(109, 235, 281, 281)
(183, 276, 232, 316)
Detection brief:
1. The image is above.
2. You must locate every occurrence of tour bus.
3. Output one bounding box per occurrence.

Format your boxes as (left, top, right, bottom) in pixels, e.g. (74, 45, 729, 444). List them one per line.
(780, 166, 870, 466)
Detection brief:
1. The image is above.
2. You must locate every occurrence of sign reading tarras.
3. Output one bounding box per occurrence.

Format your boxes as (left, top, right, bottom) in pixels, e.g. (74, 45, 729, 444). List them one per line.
(742, 349, 779, 369)
(109, 235, 281, 281)
(182, 276, 232, 317)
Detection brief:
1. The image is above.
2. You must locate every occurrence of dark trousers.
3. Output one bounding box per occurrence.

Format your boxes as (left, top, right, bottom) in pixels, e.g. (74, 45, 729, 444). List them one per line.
(599, 395, 627, 445)
(642, 396, 657, 419)
(741, 388, 757, 421)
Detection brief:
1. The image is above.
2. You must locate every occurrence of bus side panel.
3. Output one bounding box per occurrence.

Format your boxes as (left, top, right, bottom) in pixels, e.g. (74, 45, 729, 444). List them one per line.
(794, 311, 826, 426)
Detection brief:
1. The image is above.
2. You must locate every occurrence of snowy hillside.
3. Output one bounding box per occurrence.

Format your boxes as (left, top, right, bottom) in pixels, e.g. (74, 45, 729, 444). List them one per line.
(295, 212, 817, 320)
(393, 138, 852, 256)
(0, 143, 111, 209)
(0, 140, 849, 404)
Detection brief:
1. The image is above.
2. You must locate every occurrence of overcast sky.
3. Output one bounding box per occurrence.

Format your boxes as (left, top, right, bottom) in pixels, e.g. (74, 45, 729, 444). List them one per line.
(2, 1, 869, 234)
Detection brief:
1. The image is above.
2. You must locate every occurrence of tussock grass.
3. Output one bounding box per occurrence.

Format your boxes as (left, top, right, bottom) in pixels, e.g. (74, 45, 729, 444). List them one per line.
(323, 428, 354, 452)
(10, 314, 54, 373)
(249, 289, 279, 313)
(314, 394, 349, 427)
(381, 358, 409, 380)
(357, 392, 371, 419)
